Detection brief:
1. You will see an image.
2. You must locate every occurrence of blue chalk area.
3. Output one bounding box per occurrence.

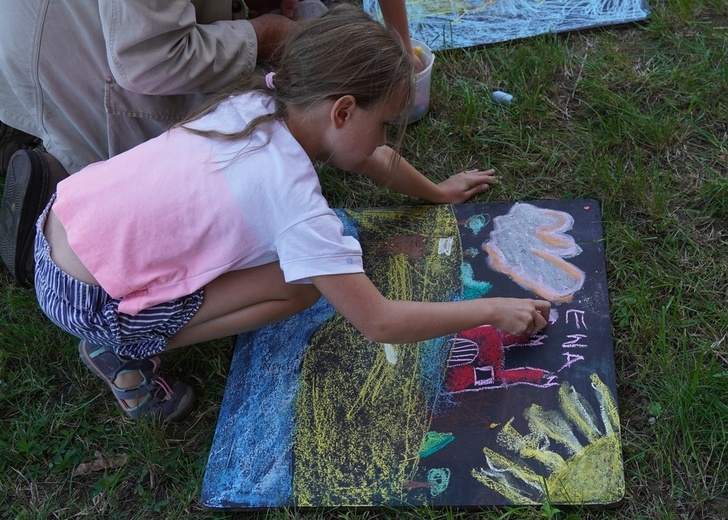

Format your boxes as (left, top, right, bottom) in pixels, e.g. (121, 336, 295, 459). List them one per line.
(364, 0, 650, 52)
(418, 336, 451, 412)
(420, 289, 463, 415)
(334, 208, 360, 241)
(201, 298, 335, 508)
(461, 262, 492, 300)
(202, 211, 359, 508)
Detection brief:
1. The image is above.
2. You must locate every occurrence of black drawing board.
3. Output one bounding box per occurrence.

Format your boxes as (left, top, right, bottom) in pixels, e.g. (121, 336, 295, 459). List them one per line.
(202, 200, 623, 509)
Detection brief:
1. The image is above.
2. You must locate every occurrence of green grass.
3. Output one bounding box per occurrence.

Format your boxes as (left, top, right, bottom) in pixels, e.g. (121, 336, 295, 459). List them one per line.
(2, 0, 727, 518)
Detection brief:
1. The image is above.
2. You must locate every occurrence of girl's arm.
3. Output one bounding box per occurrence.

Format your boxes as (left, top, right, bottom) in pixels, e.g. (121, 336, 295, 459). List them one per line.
(352, 145, 499, 204)
(378, 0, 424, 71)
(379, 0, 411, 53)
(312, 272, 550, 344)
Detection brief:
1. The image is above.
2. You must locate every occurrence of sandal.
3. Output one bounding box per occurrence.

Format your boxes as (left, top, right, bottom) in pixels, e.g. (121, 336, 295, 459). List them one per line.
(78, 340, 196, 422)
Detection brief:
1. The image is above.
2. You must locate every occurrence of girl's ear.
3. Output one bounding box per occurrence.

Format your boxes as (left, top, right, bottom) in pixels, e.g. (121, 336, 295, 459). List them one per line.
(330, 95, 357, 128)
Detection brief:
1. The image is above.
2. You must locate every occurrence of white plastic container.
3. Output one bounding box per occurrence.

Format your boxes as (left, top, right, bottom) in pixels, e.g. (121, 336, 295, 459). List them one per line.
(408, 39, 435, 123)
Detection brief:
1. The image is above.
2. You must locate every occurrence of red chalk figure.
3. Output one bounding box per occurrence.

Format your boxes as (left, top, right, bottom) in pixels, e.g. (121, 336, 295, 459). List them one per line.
(446, 325, 556, 393)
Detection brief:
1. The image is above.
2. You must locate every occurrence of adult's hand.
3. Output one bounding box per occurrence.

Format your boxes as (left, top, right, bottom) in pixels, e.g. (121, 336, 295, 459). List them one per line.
(248, 13, 298, 62)
(246, 0, 298, 18)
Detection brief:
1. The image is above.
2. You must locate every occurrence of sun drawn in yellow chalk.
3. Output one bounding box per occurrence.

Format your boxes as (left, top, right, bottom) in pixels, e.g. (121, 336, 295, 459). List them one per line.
(471, 374, 624, 504)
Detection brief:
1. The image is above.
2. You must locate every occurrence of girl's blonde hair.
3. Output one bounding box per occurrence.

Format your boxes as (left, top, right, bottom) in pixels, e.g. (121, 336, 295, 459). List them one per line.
(179, 4, 414, 167)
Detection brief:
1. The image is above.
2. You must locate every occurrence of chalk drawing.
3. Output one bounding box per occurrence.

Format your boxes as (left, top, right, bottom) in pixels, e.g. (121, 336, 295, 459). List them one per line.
(419, 431, 456, 457)
(560, 352, 585, 372)
(428, 468, 451, 497)
(549, 308, 559, 324)
(364, 0, 650, 51)
(484, 203, 586, 303)
(460, 262, 493, 300)
(438, 237, 454, 255)
(201, 297, 335, 507)
(384, 343, 399, 365)
(566, 309, 588, 329)
(464, 246, 480, 259)
(563, 334, 588, 348)
(202, 201, 619, 508)
(465, 213, 490, 235)
(471, 374, 623, 504)
(445, 325, 558, 393)
(293, 205, 461, 505)
(379, 233, 429, 260)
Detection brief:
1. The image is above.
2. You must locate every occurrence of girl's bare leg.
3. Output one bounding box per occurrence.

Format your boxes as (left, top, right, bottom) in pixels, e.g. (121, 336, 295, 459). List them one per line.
(165, 262, 321, 350)
(114, 263, 316, 405)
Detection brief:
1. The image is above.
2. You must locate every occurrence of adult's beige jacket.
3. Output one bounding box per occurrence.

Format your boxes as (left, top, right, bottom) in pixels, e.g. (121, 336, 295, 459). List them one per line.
(0, 0, 257, 174)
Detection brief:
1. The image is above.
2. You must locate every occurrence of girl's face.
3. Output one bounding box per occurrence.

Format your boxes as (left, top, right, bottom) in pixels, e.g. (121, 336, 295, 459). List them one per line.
(321, 91, 407, 171)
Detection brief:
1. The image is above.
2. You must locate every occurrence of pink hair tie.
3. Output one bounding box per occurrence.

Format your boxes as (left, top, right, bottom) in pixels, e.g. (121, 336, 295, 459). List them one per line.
(265, 71, 276, 90)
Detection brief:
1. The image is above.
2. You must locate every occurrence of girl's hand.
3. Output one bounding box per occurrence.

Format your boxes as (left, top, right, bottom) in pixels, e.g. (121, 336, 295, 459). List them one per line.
(437, 169, 500, 204)
(410, 51, 425, 73)
(489, 298, 551, 335)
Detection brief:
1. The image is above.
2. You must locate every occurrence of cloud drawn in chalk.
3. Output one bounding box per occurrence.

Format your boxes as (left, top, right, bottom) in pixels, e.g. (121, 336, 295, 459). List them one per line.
(484, 203, 585, 302)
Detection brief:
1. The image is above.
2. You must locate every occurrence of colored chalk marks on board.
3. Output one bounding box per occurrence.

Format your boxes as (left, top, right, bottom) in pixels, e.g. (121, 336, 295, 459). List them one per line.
(293, 206, 460, 506)
(364, 0, 650, 51)
(486, 203, 586, 302)
(201, 199, 623, 509)
(473, 373, 623, 504)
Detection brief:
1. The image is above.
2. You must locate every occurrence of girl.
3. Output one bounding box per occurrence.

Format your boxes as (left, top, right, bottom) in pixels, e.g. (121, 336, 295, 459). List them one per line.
(35, 5, 550, 422)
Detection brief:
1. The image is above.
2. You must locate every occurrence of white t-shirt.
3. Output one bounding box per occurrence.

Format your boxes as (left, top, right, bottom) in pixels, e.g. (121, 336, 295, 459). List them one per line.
(54, 92, 364, 315)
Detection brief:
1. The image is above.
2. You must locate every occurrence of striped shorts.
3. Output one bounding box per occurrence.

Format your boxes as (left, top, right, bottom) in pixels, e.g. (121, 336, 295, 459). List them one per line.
(34, 197, 203, 360)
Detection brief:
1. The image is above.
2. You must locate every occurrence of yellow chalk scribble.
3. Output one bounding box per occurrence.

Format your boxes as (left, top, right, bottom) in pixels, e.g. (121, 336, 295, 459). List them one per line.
(407, 0, 492, 24)
(293, 206, 461, 506)
(472, 374, 624, 504)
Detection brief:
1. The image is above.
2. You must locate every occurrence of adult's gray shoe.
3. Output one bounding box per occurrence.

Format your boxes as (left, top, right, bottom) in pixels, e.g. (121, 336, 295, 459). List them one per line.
(0, 149, 68, 284)
(0, 122, 41, 176)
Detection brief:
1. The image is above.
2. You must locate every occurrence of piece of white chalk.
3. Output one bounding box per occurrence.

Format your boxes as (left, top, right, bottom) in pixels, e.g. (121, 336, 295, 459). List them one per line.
(492, 90, 513, 105)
